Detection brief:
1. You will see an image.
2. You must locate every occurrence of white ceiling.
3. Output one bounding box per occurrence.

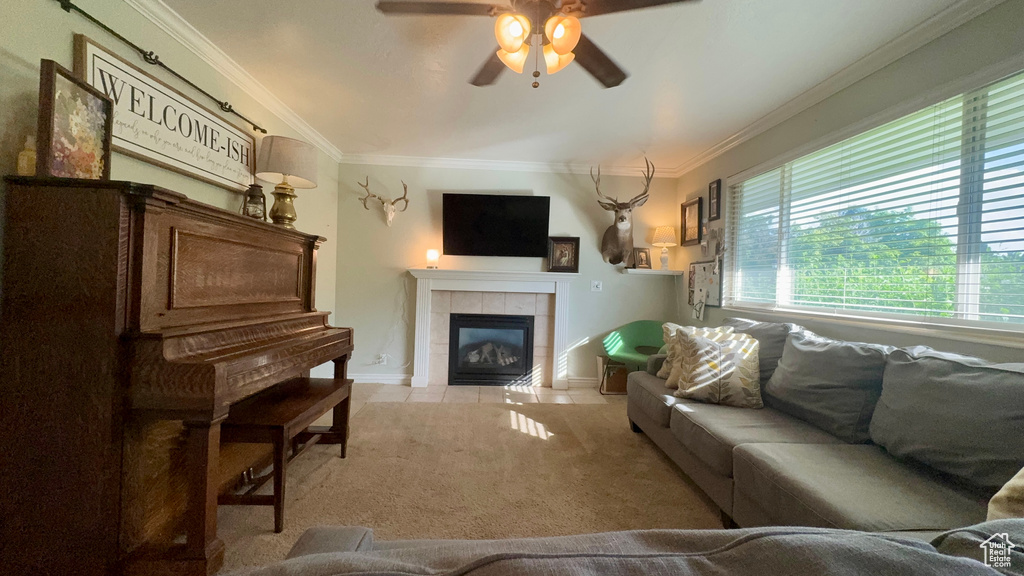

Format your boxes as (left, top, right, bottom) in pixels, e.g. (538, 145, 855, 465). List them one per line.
(158, 0, 966, 175)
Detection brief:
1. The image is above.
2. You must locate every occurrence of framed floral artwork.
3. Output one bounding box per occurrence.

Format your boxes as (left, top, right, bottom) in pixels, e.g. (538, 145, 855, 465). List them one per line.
(36, 59, 113, 180)
(681, 196, 703, 246)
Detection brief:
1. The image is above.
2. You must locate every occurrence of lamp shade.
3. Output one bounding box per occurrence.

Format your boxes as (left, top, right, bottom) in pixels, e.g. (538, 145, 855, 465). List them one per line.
(543, 43, 575, 74)
(256, 135, 318, 189)
(495, 13, 531, 53)
(544, 14, 581, 55)
(652, 226, 677, 247)
(497, 44, 530, 74)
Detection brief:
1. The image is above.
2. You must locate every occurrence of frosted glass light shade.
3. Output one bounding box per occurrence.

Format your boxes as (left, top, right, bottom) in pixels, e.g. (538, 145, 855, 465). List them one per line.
(495, 13, 531, 53)
(426, 249, 440, 269)
(543, 43, 574, 74)
(652, 226, 677, 247)
(544, 14, 581, 55)
(255, 135, 318, 189)
(497, 44, 530, 74)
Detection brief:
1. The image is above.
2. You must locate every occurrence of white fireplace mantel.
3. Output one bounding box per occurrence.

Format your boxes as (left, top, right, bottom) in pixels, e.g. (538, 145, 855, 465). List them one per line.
(408, 268, 577, 389)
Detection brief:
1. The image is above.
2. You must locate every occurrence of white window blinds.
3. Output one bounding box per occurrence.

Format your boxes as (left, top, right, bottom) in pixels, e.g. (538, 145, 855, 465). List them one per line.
(728, 69, 1024, 327)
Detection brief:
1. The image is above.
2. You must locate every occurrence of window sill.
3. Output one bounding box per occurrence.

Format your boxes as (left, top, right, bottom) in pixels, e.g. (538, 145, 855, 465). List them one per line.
(722, 304, 1024, 350)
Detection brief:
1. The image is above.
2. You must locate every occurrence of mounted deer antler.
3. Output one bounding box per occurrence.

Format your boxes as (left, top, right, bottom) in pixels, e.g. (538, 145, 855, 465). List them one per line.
(594, 158, 655, 266)
(358, 177, 409, 227)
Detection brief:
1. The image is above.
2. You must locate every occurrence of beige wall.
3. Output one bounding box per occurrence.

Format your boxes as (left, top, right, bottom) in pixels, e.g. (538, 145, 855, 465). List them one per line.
(674, 1, 1024, 362)
(335, 164, 682, 382)
(0, 0, 340, 370)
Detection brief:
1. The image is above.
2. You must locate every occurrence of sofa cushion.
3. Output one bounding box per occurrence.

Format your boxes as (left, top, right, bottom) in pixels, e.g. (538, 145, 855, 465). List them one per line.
(658, 323, 735, 382)
(674, 331, 763, 409)
(870, 346, 1024, 488)
(988, 465, 1024, 521)
(763, 333, 894, 443)
(626, 371, 694, 428)
(668, 404, 843, 478)
(722, 318, 800, 383)
(733, 443, 989, 532)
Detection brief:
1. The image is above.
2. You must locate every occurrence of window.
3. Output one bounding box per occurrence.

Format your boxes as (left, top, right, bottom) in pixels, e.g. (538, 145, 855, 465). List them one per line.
(728, 70, 1024, 328)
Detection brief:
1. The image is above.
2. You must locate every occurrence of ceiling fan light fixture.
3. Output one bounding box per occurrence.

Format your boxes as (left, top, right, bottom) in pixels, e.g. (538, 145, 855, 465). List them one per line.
(544, 14, 581, 55)
(495, 12, 531, 53)
(543, 43, 574, 74)
(497, 44, 530, 74)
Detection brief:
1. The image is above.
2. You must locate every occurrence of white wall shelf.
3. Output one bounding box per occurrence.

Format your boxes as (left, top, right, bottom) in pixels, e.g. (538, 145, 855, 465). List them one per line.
(622, 268, 684, 276)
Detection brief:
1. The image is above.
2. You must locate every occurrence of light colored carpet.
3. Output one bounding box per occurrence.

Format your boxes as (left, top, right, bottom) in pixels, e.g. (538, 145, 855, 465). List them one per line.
(216, 401, 720, 573)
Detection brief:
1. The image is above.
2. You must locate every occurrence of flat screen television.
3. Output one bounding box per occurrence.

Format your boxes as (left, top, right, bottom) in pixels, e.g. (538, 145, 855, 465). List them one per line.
(443, 194, 550, 257)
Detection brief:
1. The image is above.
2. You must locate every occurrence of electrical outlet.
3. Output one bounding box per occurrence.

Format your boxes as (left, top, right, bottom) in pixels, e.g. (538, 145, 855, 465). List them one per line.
(591, 281, 603, 292)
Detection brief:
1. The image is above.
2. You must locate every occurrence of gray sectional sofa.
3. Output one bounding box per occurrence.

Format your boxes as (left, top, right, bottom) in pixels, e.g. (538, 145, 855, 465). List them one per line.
(627, 317, 1024, 538)
(229, 519, 1024, 575)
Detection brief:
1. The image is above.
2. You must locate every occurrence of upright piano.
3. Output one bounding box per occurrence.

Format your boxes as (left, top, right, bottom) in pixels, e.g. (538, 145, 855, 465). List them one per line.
(0, 177, 354, 575)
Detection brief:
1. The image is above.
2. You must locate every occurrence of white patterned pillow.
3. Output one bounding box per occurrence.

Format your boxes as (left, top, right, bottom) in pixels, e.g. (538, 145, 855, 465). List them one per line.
(672, 331, 763, 408)
(659, 323, 735, 386)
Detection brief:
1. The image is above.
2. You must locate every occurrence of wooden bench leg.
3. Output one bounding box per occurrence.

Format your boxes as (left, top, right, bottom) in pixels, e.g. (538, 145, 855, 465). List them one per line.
(273, 432, 286, 533)
(330, 396, 351, 458)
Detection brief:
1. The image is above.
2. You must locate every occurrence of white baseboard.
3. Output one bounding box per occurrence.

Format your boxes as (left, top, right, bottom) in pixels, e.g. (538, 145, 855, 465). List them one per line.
(567, 377, 599, 389)
(350, 374, 412, 385)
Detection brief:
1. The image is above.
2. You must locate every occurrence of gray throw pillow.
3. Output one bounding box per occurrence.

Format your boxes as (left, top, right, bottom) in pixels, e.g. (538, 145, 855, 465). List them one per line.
(870, 346, 1024, 489)
(722, 317, 802, 383)
(764, 333, 894, 443)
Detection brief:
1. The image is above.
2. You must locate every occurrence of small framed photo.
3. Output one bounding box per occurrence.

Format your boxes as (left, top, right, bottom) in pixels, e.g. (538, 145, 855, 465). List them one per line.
(547, 236, 580, 273)
(633, 247, 652, 269)
(681, 197, 703, 246)
(708, 178, 722, 221)
(36, 59, 113, 180)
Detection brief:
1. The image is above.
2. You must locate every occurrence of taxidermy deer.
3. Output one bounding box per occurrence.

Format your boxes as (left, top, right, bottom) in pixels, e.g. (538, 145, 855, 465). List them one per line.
(594, 158, 655, 266)
(358, 177, 409, 227)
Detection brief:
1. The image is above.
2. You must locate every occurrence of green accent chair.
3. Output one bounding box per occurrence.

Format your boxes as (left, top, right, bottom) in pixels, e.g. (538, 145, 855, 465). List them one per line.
(602, 320, 666, 373)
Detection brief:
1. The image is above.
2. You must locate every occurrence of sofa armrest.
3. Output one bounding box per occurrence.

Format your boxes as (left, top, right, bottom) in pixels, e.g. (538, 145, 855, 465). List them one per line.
(646, 354, 668, 375)
(287, 526, 375, 558)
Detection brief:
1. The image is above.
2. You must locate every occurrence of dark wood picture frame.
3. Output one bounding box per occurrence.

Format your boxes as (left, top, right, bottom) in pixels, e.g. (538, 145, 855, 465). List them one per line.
(633, 247, 652, 269)
(708, 178, 722, 221)
(36, 59, 113, 180)
(547, 236, 580, 273)
(681, 197, 703, 246)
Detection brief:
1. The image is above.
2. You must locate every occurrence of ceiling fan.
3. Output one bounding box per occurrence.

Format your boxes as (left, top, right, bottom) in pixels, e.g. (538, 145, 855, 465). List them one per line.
(375, 0, 699, 88)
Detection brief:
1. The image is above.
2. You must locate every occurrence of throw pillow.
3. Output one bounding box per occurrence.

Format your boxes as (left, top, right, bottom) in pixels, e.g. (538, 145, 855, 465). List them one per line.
(989, 465, 1024, 521)
(672, 331, 762, 408)
(869, 346, 1024, 489)
(764, 333, 894, 443)
(657, 323, 734, 383)
(722, 317, 803, 383)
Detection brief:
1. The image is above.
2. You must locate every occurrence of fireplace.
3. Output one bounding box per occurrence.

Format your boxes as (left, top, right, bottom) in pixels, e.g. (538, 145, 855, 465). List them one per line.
(448, 314, 534, 386)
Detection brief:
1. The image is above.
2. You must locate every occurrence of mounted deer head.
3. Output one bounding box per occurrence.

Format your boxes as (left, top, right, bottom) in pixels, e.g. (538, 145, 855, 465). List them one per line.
(358, 177, 409, 227)
(594, 158, 655, 266)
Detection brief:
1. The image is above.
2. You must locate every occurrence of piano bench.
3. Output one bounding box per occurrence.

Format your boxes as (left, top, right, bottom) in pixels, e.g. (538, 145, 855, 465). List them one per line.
(218, 377, 353, 533)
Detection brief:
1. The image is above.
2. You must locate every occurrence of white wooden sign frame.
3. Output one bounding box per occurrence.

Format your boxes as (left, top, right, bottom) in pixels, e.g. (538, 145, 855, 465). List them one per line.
(73, 35, 255, 192)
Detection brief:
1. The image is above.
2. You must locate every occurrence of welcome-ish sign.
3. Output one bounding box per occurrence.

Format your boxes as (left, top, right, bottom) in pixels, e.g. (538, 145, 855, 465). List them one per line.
(74, 35, 255, 191)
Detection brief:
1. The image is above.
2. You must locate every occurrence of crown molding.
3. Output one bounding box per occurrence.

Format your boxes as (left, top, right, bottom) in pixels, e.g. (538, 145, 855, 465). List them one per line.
(667, 0, 1006, 178)
(122, 0, 344, 163)
(340, 153, 673, 178)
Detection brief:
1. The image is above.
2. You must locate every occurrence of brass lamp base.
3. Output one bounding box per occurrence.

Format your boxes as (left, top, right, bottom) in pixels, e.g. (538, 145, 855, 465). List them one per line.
(269, 182, 298, 229)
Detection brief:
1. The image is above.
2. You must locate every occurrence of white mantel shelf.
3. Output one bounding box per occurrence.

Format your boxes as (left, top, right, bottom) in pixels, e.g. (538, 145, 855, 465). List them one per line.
(407, 268, 576, 390)
(622, 268, 684, 276)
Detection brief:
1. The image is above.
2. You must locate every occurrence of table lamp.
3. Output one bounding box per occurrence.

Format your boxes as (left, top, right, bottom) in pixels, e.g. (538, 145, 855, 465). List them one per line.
(652, 226, 677, 270)
(256, 135, 318, 229)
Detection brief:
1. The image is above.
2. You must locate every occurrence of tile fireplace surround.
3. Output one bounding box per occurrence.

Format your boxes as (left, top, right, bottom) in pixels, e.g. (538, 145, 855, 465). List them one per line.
(408, 269, 577, 389)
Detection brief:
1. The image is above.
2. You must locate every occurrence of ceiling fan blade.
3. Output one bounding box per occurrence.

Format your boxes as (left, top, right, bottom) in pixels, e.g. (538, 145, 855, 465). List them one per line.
(573, 34, 627, 88)
(575, 0, 699, 18)
(375, 1, 505, 16)
(469, 51, 506, 86)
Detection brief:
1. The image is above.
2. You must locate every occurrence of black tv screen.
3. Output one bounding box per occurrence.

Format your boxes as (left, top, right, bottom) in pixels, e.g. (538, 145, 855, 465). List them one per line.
(443, 194, 550, 257)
